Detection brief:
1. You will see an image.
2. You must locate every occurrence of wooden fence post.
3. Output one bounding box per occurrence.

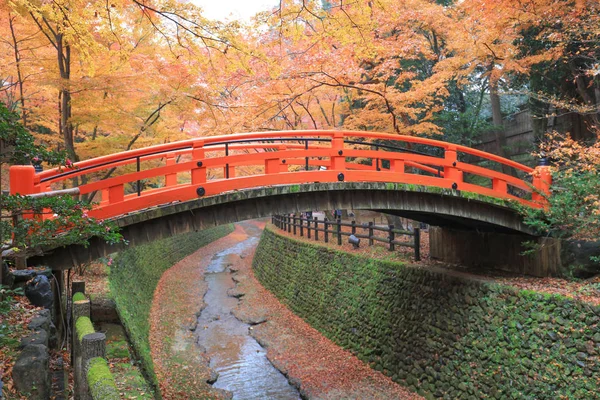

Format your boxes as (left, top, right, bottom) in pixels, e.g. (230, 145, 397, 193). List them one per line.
(414, 227, 421, 261)
(300, 216, 304, 237)
(337, 216, 342, 246)
(72, 299, 90, 357)
(351, 220, 356, 235)
(293, 214, 297, 235)
(307, 217, 311, 239)
(324, 218, 329, 243)
(81, 332, 106, 400)
(314, 217, 319, 241)
(368, 222, 374, 246)
(389, 224, 395, 251)
(72, 281, 86, 296)
(72, 299, 90, 399)
(288, 215, 292, 233)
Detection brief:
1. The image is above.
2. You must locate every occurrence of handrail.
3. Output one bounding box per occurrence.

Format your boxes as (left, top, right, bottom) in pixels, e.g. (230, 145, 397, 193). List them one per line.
(9, 130, 551, 222)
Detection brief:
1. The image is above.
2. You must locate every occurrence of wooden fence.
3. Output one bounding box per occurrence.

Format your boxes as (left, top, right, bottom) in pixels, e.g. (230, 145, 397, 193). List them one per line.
(272, 214, 421, 261)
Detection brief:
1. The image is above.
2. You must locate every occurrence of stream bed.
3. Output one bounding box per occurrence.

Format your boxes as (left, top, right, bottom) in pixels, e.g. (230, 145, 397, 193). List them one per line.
(194, 223, 301, 400)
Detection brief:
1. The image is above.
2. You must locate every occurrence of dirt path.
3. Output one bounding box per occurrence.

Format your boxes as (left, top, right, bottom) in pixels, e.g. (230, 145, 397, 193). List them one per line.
(150, 221, 420, 399)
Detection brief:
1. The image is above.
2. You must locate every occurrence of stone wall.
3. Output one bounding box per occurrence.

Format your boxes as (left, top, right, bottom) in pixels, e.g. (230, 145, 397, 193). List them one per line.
(253, 226, 600, 399)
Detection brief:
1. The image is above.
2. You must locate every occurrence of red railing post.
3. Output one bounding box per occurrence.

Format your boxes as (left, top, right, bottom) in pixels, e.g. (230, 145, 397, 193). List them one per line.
(165, 155, 177, 187)
(10, 165, 36, 195)
(192, 141, 207, 184)
(330, 132, 345, 170)
(100, 189, 109, 206)
(532, 164, 552, 208)
(9, 166, 36, 269)
(265, 158, 279, 174)
(389, 159, 405, 173)
(492, 178, 508, 195)
(280, 145, 288, 173)
(108, 184, 124, 204)
(444, 146, 463, 189)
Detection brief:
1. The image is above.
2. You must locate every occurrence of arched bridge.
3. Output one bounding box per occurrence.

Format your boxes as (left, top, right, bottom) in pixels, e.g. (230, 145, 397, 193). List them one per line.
(10, 130, 552, 270)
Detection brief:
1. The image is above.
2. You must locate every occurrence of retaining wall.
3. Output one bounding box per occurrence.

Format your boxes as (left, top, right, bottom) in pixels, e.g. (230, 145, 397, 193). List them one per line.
(253, 226, 600, 399)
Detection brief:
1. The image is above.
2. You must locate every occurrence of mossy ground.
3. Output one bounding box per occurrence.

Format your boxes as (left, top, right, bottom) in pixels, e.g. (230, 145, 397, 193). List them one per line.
(102, 323, 153, 399)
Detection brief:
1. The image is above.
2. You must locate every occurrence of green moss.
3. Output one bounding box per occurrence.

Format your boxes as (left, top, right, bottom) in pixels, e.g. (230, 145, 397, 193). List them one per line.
(106, 339, 129, 359)
(75, 316, 95, 342)
(253, 226, 599, 399)
(87, 357, 120, 400)
(73, 292, 86, 302)
(109, 224, 234, 386)
(111, 362, 154, 399)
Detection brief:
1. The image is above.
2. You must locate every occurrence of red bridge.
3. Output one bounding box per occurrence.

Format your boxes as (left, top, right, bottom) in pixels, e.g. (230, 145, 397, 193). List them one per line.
(10, 130, 556, 275)
(11, 130, 550, 219)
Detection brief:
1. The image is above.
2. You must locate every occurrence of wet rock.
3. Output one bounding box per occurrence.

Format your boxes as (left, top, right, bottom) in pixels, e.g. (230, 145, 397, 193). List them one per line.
(246, 315, 268, 326)
(11, 269, 36, 283)
(2, 262, 14, 287)
(576, 352, 588, 361)
(228, 265, 239, 273)
(20, 330, 49, 349)
(28, 314, 51, 332)
(206, 370, 219, 384)
(227, 288, 245, 298)
(188, 320, 198, 331)
(12, 344, 50, 400)
(24, 275, 53, 309)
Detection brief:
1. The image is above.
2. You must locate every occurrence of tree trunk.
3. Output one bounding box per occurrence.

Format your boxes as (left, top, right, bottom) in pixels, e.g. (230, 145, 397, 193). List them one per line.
(488, 71, 512, 175)
(8, 13, 27, 127)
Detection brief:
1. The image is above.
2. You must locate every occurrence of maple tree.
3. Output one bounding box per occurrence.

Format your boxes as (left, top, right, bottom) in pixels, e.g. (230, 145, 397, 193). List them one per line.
(0, 0, 596, 239)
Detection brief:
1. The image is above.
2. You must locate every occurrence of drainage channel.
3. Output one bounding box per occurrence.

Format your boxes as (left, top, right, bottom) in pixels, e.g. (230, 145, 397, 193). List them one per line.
(194, 228, 301, 400)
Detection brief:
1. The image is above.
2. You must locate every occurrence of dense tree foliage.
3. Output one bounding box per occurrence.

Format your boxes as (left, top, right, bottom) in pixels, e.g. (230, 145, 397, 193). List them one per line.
(0, 0, 598, 243)
(1, 104, 122, 261)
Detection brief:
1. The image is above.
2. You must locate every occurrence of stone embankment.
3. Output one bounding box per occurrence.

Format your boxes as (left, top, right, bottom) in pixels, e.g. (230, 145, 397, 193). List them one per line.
(253, 225, 599, 399)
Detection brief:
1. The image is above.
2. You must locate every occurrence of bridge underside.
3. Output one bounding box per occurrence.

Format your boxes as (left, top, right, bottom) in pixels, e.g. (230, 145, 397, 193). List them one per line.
(28, 182, 534, 270)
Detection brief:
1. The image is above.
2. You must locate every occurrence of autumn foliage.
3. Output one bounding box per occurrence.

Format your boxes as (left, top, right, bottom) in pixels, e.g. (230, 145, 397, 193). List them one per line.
(0, 0, 596, 159)
(0, 1, 598, 237)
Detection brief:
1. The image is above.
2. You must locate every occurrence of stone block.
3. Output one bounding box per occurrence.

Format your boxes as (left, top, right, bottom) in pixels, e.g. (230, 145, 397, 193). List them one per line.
(12, 344, 50, 400)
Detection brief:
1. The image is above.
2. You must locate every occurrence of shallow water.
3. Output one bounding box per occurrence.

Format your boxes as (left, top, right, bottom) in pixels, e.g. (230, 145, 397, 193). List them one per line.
(195, 223, 301, 400)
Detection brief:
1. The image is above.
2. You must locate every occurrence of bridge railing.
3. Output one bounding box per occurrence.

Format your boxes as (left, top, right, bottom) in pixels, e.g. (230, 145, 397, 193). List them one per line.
(9, 130, 551, 221)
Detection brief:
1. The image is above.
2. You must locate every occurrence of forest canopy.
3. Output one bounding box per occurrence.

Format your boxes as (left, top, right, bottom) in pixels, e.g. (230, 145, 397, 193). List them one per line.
(0, 0, 597, 165)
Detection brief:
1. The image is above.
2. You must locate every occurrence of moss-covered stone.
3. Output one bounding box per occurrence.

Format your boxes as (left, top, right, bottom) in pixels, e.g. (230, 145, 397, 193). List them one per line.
(75, 316, 95, 342)
(87, 357, 120, 400)
(73, 292, 86, 302)
(253, 226, 600, 399)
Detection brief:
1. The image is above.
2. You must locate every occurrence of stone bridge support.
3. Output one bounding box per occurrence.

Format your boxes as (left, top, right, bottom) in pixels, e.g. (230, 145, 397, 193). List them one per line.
(429, 227, 561, 277)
